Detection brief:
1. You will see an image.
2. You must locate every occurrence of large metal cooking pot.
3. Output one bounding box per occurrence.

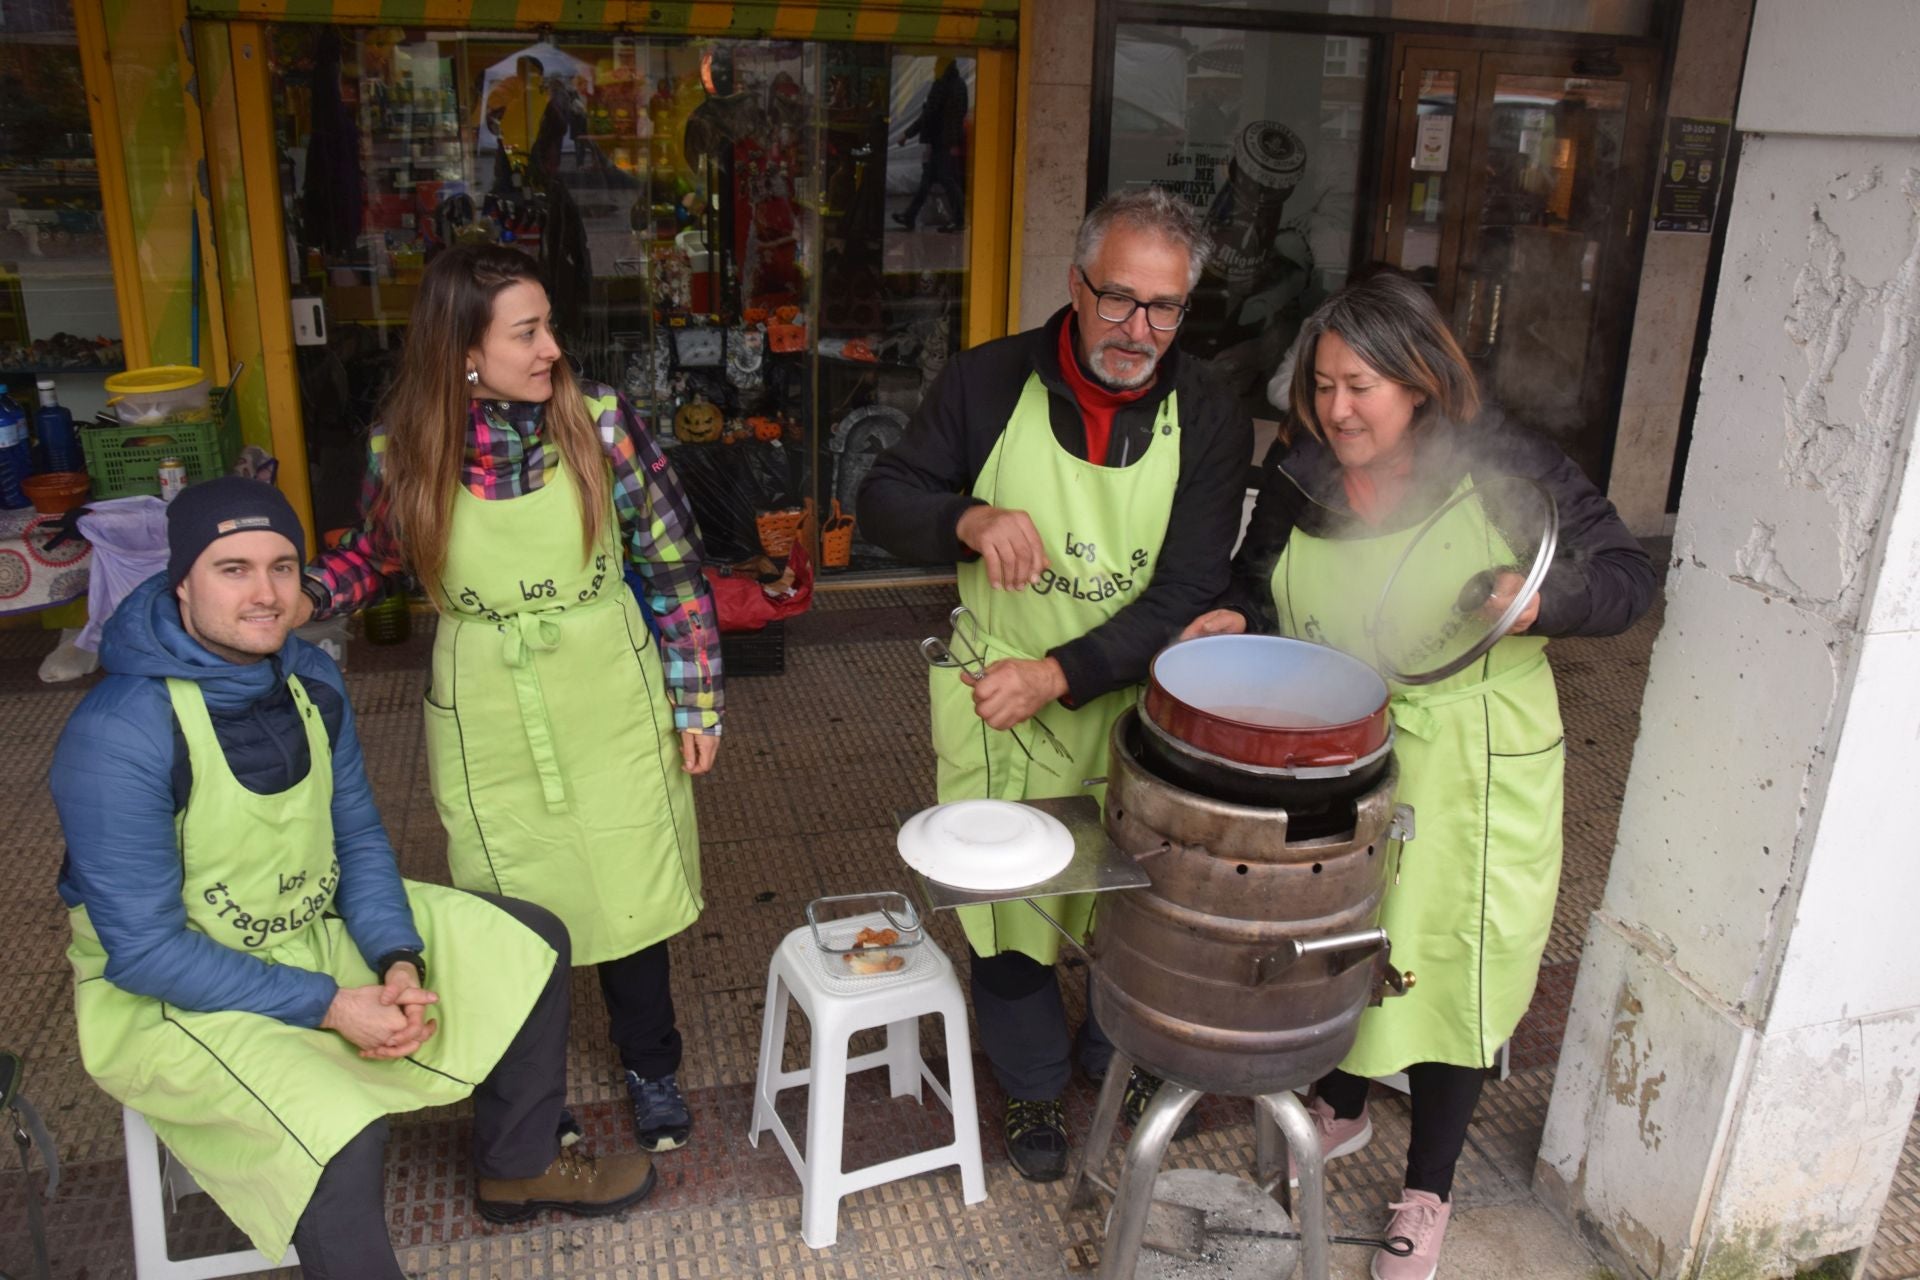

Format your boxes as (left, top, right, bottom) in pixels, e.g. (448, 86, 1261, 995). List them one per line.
(1090, 709, 1404, 1096)
(1143, 634, 1390, 770)
(1134, 694, 1393, 819)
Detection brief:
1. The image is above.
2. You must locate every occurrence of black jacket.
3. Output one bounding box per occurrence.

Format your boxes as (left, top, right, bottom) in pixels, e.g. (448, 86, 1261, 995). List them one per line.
(1227, 408, 1655, 639)
(857, 306, 1253, 704)
(909, 65, 967, 149)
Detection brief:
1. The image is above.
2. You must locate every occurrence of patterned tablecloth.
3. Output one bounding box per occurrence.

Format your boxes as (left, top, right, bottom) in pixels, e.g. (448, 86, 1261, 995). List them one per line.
(0, 504, 91, 616)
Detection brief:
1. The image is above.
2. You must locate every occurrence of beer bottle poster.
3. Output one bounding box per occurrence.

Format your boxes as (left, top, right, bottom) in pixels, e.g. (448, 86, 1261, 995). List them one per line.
(1652, 117, 1730, 234)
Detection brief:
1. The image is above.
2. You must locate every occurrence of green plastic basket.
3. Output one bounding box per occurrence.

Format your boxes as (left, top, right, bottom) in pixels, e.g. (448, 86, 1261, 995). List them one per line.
(84, 387, 241, 499)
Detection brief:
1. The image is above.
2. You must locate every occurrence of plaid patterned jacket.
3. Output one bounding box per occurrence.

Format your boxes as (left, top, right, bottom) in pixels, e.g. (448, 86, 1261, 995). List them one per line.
(305, 381, 723, 734)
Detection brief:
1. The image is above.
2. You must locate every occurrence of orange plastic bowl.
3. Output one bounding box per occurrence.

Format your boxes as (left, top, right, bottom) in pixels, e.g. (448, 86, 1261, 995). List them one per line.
(24, 470, 91, 515)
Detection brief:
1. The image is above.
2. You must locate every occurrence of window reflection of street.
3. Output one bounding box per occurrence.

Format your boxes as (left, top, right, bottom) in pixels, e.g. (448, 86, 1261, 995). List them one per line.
(1107, 24, 1368, 422)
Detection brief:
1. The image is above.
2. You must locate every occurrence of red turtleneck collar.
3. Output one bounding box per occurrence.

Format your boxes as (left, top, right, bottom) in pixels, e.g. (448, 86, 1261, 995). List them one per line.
(1057, 317, 1153, 466)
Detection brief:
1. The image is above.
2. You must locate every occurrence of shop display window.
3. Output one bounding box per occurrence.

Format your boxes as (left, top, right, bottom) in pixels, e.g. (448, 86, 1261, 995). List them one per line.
(0, 0, 124, 390)
(269, 26, 973, 577)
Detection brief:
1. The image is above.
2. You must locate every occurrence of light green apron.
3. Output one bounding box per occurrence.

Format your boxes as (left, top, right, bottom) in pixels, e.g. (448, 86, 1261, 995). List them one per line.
(68, 676, 556, 1261)
(1273, 482, 1564, 1075)
(934, 373, 1180, 963)
(423, 447, 702, 966)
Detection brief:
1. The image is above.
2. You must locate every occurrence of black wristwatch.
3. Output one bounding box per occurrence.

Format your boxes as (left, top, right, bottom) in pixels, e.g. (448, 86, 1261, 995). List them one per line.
(375, 949, 427, 985)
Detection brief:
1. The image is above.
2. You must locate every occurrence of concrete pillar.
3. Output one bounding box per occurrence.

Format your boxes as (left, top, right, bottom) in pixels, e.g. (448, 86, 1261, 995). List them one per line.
(1013, 0, 1094, 331)
(1536, 4, 1920, 1278)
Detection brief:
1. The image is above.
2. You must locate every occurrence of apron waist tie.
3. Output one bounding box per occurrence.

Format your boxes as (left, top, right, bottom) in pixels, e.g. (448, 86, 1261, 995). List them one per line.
(1388, 652, 1549, 742)
(502, 611, 569, 813)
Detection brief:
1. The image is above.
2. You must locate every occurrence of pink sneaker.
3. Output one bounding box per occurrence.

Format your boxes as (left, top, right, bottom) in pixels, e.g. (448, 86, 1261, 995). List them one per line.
(1286, 1094, 1373, 1185)
(1370, 1188, 1451, 1280)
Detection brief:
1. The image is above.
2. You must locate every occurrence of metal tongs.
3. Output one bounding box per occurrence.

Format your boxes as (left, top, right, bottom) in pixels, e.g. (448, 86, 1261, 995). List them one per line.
(919, 605, 1073, 779)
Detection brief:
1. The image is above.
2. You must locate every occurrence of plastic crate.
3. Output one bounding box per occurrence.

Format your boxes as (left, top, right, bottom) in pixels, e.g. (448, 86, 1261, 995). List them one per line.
(84, 387, 240, 499)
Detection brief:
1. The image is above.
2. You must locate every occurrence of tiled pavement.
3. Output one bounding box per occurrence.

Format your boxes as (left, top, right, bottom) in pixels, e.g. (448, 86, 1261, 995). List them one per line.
(0, 569, 1915, 1279)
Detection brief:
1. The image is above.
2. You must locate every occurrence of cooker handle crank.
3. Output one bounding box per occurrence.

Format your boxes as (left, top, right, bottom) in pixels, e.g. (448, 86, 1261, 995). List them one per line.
(1248, 927, 1388, 987)
(1371, 938, 1414, 1005)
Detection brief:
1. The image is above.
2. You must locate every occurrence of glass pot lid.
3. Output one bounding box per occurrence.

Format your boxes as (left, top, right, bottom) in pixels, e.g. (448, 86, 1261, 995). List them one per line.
(1371, 475, 1558, 686)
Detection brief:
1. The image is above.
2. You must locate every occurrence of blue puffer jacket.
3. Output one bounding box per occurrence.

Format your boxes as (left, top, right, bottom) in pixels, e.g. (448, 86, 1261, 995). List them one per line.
(53, 574, 424, 1028)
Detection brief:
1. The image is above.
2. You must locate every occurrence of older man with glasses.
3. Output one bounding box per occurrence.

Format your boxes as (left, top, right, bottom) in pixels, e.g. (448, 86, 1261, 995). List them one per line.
(858, 187, 1253, 1181)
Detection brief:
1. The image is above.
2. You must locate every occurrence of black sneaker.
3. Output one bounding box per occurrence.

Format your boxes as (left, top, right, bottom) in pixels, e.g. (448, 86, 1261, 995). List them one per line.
(623, 1070, 692, 1152)
(1004, 1097, 1070, 1182)
(1122, 1067, 1200, 1141)
(891, 211, 916, 230)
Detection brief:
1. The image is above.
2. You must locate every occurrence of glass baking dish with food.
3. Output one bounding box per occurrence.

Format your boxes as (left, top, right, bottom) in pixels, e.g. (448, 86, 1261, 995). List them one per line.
(806, 891, 925, 977)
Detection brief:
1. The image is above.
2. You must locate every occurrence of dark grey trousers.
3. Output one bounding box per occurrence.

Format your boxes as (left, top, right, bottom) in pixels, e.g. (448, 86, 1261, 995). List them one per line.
(970, 949, 1114, 1101)
(288, 892, 571, 1279)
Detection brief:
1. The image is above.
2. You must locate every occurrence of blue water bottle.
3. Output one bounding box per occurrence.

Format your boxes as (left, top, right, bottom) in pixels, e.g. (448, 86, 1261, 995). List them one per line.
(35, 377, 80, 474)
(0, 386, 33, 509)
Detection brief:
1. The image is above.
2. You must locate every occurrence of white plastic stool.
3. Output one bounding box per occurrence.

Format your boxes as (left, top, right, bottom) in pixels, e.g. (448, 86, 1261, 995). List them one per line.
(748, 920, 987, 1248)
(124, 1105, 296, 1278)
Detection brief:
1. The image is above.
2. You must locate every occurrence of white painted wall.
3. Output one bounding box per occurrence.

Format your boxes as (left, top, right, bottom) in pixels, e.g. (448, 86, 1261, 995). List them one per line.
(1537, 4, 1920, 1274)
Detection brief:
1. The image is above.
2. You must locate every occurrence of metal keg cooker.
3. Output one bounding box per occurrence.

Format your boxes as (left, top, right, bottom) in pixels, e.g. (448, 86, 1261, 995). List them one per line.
(1064, 708, 1412, 1280)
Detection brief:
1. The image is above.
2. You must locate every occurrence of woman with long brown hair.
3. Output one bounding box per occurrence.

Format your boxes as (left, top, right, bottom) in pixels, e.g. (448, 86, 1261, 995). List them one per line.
(296, 243, 721, 1154)
(1184, 271, 1653, 1280)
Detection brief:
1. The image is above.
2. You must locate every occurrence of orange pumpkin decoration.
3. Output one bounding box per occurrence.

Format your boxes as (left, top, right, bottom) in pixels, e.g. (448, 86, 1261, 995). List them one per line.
(675, 398, 723, 443)
(773, 304, 801, 324)
(768, 321, 806, 354)
(749, 415, 784, 443)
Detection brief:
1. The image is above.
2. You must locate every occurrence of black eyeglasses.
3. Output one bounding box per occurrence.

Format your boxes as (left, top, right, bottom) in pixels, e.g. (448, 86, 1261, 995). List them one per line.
(1075, 267, 1190, 332)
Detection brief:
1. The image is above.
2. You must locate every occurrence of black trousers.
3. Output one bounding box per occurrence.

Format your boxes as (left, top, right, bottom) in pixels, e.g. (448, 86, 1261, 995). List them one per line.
(971, 950, 1113, 1101)
(598, 939, 683, 1079)
(1315, 1063, 1487, 1200)
(289, 892, 571, 1280)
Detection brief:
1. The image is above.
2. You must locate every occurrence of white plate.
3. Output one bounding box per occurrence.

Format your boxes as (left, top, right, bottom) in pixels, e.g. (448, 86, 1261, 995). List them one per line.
(896, 799, 1077, 892)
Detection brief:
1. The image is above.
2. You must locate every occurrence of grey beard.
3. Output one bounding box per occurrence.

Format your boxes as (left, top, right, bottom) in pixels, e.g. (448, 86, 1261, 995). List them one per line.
(1089, 340, 1160, 390)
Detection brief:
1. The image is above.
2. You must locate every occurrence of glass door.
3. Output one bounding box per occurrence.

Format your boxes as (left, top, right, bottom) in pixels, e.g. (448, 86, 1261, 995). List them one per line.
(1379, 48, 1477, 315)
(1376, 40, 1657, 484)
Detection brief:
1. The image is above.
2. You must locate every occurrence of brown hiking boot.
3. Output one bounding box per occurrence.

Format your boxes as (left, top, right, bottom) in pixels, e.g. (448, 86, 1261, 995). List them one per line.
(475, 1147, 657, 1223)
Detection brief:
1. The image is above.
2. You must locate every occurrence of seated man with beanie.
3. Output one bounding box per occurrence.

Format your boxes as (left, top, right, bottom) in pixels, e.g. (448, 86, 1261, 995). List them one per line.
(52, 476, 655, 1279)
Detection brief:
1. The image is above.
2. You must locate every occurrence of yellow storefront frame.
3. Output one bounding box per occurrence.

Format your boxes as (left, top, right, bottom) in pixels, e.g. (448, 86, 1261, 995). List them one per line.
(229, 22, 318, 552)
(186, 1, 1017, 46)
(72, 0, 151, 372)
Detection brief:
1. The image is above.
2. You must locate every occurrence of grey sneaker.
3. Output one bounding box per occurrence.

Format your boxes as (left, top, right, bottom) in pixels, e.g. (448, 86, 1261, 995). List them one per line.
(623, 1070, 692, 1152)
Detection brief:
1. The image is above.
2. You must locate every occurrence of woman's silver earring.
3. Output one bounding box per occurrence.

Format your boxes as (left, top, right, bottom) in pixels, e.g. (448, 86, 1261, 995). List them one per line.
(466, 369, 479, 386)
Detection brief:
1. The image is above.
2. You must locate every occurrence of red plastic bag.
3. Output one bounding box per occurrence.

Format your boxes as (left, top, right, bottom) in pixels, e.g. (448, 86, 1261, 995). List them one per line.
(705, 541, 814, 632)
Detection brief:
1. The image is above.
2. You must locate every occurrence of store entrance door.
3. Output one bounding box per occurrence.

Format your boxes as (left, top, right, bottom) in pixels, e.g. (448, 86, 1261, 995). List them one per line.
(1375, 39, 1659, 485)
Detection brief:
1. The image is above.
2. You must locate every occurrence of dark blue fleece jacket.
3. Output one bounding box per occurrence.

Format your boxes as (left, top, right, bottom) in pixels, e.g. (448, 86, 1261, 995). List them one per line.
(53, 574, 424, 1027)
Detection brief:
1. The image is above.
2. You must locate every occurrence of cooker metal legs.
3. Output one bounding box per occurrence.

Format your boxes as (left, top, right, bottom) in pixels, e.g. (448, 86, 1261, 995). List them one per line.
(1259, 1090, 1329, 1280)
(1073, 1065, 1332, 1280)
(1067, 1050, 1135, 1214)
(1096, 1077, 1203, 1280)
